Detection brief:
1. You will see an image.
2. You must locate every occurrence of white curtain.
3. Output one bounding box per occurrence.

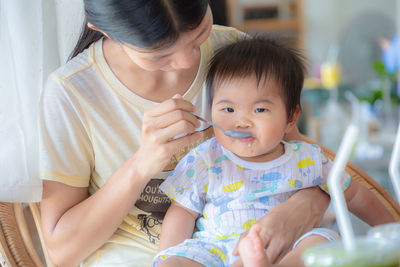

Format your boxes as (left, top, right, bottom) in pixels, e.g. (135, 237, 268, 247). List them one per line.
(0, 0, 84, 202)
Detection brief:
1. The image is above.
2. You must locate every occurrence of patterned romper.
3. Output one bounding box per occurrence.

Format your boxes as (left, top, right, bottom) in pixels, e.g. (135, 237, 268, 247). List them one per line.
(153, 137, 350, 267)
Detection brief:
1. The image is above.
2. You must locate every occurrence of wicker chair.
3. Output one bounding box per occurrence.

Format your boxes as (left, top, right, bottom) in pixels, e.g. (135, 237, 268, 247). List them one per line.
(1, 143, 399, 267)
(0, 203, 53, 267)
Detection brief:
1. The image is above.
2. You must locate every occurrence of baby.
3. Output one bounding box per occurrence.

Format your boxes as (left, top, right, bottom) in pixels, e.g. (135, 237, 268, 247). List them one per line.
(153, 37, 360, 267)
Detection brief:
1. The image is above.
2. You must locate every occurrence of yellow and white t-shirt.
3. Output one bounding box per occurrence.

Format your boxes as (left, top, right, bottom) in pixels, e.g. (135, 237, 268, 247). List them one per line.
(39, 25, 243, 267)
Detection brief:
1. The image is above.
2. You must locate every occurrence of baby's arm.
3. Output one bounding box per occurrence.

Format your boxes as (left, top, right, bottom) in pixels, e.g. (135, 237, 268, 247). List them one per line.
(158, 200, 199, 252)
(343, 180, 395, 225)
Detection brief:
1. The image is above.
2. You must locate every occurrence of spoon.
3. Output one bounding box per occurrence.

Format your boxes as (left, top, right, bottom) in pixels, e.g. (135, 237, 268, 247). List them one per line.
(194, 115, 252, 138)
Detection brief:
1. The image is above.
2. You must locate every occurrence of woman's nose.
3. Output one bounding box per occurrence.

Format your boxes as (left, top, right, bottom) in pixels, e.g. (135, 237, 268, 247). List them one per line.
(171, 47, 198, 70)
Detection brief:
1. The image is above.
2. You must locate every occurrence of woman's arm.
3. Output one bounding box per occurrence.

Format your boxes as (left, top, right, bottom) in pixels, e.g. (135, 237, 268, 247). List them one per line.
(158, 201, 199, 252)
(41, 159, 151, 267)
(233, 186, 330, 264)
(344, 180, 395, 225)
(41, 96, 202, 266)
(290, 125, 395, 225)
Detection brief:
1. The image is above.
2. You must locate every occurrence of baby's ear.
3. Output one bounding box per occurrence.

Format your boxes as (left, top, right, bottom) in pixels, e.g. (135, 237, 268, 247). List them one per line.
(285, 105, 301, 133)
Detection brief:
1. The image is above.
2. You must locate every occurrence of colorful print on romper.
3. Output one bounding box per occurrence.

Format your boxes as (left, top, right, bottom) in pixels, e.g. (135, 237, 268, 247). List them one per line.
(297, 157, 315, 176)
(195, 240, 228, 260)
(210, 246, 227, 261)
(186, 169, 195, 178)
(214, 155, 230, 164)
(293, 142, 303, 152)
(242, 219, 257, 230)
(158, 138, 338, 267)
(177, 185, 190, 194)
(312, 176, 323, 186)
(288, 179, 303, 188)
(210, 166, 223, 175)
(211, 196, 235, 214)
(222, 180, 244, 192)
(236, 165, 251, 171)
(245, 172, 281, 200)
(189, 192, 203, 211)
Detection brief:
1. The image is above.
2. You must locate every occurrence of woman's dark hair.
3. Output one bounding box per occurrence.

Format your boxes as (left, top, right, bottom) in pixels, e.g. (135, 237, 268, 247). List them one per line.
(70, 0, 208, 59)
(206, 36, 307, 120)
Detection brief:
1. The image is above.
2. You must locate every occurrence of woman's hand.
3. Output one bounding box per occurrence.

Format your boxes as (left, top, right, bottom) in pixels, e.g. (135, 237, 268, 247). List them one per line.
(232, 187, 330, 265)
(134, 94, 202, 179)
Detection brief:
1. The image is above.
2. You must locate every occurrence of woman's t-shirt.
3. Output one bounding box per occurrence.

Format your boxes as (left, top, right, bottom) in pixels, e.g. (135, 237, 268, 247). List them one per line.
(40, 25, 243, 266)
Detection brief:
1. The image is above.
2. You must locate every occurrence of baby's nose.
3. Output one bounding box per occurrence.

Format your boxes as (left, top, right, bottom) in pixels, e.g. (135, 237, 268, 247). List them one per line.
(235, 117, 253, 128)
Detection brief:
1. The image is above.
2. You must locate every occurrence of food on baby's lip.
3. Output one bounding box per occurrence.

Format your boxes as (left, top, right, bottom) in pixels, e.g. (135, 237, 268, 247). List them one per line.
(302, 237, 400, 267)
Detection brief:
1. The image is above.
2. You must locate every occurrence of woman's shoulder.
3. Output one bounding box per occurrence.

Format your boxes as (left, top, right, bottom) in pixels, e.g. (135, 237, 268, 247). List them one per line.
(49, 39, 101, 84)
(208, 25, 246, 49)
(51, 50, 91, 80)
(43, 40, 105, 100)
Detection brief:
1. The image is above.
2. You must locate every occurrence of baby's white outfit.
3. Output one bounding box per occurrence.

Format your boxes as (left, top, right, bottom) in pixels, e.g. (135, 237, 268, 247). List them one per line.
(153, 137, 350, 266)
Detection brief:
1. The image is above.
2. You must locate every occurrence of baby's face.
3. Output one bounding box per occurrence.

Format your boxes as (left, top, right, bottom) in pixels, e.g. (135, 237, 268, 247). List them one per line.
(211, 75, 293, 162)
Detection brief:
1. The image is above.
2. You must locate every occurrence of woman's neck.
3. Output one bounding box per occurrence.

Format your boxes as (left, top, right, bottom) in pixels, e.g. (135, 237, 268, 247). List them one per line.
(102, 39, 200, 102)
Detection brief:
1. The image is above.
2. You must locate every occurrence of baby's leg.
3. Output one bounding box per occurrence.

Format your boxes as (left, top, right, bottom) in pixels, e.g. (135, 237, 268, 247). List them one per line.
(238, 224, 271, 267)
(158, 256, 205, 267)
(277, 235, 327, 267)
(153, 239, 225, 267)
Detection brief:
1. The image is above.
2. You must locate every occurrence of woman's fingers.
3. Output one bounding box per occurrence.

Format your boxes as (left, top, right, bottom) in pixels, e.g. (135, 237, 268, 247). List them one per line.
(146, 96, 196, 117)
(137, 94, 203, 177)
(165, 131, 203, 152)
(142, 95, 201, 142)
(151, 117, 199, 143)
(264, 237, 290, 264)
(153, 109, 201, 130)
(142, 94, 203, 144)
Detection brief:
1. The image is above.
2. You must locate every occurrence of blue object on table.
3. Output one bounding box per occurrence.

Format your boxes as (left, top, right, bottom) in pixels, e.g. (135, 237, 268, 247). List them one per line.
(382, 36, 399, 74)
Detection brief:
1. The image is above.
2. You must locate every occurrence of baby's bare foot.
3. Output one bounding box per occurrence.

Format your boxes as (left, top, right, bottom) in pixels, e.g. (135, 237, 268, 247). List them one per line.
(239, 224, 271, 267)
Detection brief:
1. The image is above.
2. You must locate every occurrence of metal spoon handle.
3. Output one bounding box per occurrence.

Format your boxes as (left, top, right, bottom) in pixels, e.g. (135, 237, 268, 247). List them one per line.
(194, 115, 225, 132)
(194, 114, 251, 138)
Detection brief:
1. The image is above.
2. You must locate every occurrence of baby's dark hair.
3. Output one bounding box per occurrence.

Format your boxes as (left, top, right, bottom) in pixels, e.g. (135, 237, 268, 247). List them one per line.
(206, 36, 307, 120)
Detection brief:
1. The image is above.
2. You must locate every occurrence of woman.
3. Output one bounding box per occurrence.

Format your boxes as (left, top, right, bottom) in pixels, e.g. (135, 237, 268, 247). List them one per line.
(39, 1, 393, 266)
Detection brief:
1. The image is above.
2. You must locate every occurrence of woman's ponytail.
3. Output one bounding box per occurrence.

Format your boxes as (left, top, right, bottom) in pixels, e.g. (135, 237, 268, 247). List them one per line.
(69, 21, 103, 60)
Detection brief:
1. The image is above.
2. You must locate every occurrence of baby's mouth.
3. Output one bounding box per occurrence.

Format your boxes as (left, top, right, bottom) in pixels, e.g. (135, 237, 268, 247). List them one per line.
(238, 136, 254, 144)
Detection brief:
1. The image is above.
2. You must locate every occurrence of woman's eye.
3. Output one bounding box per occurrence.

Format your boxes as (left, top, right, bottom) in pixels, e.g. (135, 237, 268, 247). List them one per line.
(224, 107, 234, 113)
(149, 55, 168, 61)
(255, 108, 266, 113)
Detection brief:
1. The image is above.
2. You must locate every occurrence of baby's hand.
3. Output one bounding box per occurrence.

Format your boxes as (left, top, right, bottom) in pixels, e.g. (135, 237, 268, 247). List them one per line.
(233, 219, 294, 264)
(232, 225, 271, 267)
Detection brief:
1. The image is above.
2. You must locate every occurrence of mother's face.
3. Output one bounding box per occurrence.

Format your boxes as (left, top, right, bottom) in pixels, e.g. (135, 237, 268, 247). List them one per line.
(120, 6, 213, 72)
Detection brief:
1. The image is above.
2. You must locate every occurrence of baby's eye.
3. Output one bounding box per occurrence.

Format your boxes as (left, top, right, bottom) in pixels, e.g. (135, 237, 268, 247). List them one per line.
(255, 108, 266, 113)
(224, 107, 234, 113)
